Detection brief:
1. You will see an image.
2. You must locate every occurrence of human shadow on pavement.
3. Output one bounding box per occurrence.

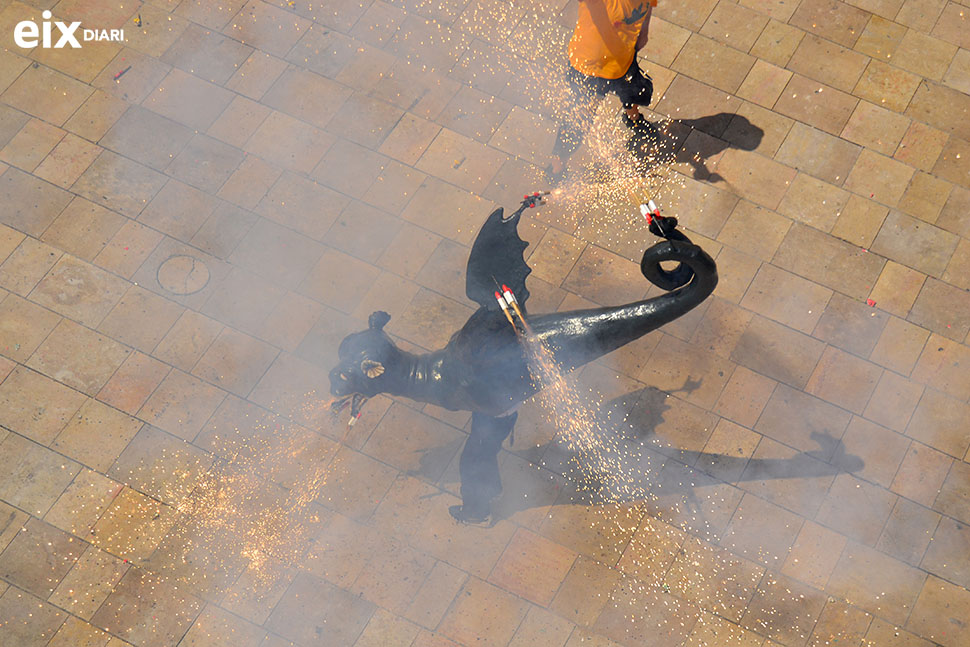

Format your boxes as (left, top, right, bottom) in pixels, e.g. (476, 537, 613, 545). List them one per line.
(629, 112, 765, 183)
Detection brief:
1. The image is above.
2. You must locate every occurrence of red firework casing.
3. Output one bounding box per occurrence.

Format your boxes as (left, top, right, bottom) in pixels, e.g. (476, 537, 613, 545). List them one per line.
(501, 284, 517, 304)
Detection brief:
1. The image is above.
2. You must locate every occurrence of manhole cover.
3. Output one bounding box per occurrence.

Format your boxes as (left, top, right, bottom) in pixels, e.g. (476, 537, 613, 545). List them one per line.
(157, 255, 210, 295)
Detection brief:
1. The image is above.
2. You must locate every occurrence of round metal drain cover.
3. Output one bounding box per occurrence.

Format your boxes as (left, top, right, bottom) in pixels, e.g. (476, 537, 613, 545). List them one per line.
(157, 255, 210, 295)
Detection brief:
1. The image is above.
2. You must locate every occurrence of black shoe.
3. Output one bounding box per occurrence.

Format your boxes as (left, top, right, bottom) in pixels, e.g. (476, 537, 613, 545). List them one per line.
(448, 504, 490, 525)
(622, 113, 660, 137)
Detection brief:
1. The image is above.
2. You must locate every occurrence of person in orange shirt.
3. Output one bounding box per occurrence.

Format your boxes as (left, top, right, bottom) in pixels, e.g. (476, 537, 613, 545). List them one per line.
(551, 0, 658, 176)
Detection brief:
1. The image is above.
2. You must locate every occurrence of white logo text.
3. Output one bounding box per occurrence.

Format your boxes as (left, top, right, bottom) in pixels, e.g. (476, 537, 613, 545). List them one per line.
(14, 10, 124, 48)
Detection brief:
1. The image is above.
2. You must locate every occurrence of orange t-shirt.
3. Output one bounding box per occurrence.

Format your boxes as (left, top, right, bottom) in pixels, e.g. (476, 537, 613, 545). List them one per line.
(568, 0, 657, 79)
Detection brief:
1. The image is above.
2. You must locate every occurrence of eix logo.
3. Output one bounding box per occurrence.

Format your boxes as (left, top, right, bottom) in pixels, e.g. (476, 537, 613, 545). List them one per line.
(14, 10, 82, 48)
(13, 9, 125, 49)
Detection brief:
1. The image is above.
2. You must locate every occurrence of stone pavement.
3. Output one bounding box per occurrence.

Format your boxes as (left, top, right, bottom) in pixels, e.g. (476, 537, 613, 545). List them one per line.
(0, 0, 969, 645)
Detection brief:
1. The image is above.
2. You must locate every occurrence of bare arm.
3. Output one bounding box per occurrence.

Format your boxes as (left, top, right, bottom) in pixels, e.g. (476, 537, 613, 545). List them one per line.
(635, 5, 653, 51)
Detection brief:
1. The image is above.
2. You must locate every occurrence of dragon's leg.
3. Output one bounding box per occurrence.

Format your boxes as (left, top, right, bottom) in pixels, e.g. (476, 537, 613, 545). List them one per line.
(451, 412, 517, 523)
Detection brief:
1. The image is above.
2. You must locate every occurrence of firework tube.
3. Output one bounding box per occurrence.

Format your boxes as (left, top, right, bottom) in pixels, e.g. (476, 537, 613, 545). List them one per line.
(639, 203, 652, 223)
(495, 291, 516, 327)
(510, 191, 551, 219)
(502, 284, 516, 305)
(331, 394, 352, 416)
(639, 200, 661, 224)
(348, 393, 367, 429)
(502, 284, 526, 323)
(641, 200, 677, 238)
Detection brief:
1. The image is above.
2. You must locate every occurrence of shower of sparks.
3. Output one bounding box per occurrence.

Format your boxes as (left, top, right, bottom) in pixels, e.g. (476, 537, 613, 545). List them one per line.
(519, 329, 771, 644)
(165, 429, 338, 586)
(445, 3, 699, 267)
(78, 393, 354, 605)
(550, 106, 683, 245)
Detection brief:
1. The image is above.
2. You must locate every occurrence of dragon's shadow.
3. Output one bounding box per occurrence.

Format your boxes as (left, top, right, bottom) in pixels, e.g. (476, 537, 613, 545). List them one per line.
(630, 112, 766, 182)
(490, 382, 864, 525)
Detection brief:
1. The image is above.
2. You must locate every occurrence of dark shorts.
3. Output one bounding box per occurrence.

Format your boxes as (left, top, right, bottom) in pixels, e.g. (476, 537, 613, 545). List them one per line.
(567, 57, 654, 109)
(552, 57, 655, 159)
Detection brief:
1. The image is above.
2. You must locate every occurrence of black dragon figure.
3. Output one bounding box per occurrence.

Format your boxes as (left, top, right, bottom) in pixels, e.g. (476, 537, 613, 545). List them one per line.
(329, 195, 718, 523)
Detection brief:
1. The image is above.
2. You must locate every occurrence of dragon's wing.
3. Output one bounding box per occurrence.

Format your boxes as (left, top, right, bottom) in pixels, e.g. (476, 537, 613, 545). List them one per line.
(465, 207, 531, 311)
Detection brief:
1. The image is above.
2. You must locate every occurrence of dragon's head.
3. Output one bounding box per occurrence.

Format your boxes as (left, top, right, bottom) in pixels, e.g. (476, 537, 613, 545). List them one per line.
(329, 312, 397, 420)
